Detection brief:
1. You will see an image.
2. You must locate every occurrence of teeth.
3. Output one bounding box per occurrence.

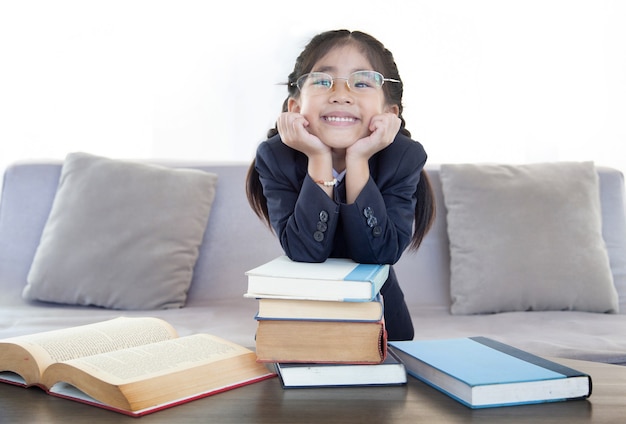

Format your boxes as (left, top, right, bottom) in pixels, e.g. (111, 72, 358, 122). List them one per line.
(325, 116, 355, 122)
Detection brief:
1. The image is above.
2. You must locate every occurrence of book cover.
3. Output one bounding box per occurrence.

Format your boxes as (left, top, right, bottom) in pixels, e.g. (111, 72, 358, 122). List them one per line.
(255, 319, 387, 364)
(255, 294, 384, 322)
(43, 373, 275, 417)
(388, 337, 592, 409)
(275, 350, 406, 388)
(245, 256, 389, 302)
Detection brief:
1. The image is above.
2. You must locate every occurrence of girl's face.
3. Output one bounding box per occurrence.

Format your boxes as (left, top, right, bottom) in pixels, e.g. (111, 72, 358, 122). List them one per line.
(288, 44, 399, 150)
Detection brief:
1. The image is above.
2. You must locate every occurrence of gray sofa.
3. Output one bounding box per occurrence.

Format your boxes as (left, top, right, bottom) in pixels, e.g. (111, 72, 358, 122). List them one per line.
(2, 159, 626, 365)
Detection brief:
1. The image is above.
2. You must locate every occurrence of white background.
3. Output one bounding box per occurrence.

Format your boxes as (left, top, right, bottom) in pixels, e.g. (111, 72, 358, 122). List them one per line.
(1, 0, 624, 173)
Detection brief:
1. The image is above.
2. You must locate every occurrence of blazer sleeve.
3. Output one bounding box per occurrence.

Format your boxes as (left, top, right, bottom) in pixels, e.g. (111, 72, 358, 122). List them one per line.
(254, 138, 340, 262)
(339, 136, 426, 264)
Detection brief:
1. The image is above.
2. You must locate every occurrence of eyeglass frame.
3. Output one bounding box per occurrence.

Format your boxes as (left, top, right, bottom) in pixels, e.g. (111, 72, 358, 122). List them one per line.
(290, 70, 401, 93)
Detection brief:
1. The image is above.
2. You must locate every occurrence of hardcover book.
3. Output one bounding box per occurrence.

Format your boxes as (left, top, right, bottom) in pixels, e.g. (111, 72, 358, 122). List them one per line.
(0, 317, 275, 416)
(275, 350, 406, 388)
(388, 337, 592, 409)
(255, 294, 384, 322)
(245, 255, 389, 302)
(255, 319, 387, 364)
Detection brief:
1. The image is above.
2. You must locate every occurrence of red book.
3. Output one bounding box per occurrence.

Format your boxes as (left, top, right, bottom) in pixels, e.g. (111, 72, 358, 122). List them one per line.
(0, 317, 275, 416)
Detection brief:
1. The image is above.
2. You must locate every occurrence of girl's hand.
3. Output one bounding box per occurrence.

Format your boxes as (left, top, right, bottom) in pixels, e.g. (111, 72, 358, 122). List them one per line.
(278, 111, 334, 196)
(347, 113, 401, 161)
(277, 112, 330, 157)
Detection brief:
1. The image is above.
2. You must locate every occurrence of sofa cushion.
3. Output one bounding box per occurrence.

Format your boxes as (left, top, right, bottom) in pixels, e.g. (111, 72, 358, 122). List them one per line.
(23, 152, 218, 309)
(440, 161, 618, 315)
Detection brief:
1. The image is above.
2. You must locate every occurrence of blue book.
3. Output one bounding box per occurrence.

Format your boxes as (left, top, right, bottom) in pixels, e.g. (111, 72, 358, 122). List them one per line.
(388, 337, 592, 409)
(244, 256, 389, 302)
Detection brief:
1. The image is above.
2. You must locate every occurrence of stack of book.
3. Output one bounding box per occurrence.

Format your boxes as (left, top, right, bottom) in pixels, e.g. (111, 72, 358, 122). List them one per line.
(244, 255, 407, 388)
(243, 257, 593, 405)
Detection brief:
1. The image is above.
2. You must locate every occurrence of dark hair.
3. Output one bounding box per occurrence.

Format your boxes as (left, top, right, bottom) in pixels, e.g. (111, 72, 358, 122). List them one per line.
(246, 29, 435, 250)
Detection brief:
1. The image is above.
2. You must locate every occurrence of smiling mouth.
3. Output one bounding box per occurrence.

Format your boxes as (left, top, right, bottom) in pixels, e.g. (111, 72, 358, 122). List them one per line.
(324, 116, 357, 123)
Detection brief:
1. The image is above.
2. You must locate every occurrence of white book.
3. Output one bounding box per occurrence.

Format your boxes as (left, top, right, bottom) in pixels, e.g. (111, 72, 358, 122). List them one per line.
(275, 352, 406, 388)
(244, 256, 389, 302)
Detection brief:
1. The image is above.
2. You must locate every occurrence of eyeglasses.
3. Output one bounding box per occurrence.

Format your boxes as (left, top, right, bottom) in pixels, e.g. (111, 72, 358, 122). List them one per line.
(292, 71, 400, 93)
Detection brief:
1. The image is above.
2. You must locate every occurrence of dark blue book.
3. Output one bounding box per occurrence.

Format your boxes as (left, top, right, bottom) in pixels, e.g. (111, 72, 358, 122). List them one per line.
(388, 337, 592, 409)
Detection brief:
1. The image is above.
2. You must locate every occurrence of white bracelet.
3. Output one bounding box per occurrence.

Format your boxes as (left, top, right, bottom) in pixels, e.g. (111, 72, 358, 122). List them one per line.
(315, 178, 338, 187)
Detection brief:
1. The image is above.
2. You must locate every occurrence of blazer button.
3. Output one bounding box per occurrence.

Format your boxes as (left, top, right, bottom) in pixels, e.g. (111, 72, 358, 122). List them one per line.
(313, 231, 325, 242)
(363, 207, 373, 218)
(372, 226, 382, 237)
(319, 210, 329, 222)
(317, 221, 328, 232)
(367, 216, 378, 228)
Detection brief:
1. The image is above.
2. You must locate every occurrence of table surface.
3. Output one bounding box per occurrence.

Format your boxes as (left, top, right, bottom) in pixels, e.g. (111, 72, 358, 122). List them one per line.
(1, 357, 625, 424)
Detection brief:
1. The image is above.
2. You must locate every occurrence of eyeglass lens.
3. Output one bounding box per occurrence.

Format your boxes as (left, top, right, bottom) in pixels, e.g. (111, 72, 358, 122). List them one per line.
(297, 71, 385, 92)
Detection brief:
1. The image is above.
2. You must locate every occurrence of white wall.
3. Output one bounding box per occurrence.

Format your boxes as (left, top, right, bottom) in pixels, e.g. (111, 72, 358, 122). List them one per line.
(1, 0, 624, 173)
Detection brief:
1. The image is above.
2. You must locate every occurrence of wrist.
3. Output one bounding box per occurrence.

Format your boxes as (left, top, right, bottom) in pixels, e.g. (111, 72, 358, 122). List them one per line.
(314, 178, 338, 187)
(345, 154, 370, 174)
(307, 152, 333, 183)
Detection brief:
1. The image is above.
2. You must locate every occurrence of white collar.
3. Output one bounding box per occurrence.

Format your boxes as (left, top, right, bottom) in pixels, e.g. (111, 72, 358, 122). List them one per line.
(333, 169, 346, 182)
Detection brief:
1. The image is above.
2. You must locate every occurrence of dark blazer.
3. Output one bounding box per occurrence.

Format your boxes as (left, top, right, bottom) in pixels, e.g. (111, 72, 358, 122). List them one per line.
(254, 132, 428, 340)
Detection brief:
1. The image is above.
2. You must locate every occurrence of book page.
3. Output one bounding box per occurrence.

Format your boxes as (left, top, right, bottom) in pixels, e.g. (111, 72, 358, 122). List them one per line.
(1, 317, 178, 383)
(50, 334, 249, 385)
(44, 334, 273, 414)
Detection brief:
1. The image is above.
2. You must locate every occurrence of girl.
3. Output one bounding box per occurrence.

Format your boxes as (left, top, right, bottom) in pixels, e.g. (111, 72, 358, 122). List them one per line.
(246, 29, 435, 341)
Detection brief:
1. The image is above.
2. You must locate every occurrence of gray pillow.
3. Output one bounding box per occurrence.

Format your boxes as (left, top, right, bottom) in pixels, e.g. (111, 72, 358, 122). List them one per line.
(440, 161, 618, 315)
(23, 152, 218, 309)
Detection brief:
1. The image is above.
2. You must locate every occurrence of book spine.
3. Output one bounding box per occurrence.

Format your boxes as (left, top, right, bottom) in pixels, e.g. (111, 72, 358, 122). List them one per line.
(344, 264, 383, 282)
(343, 264, 381, 301)
(255, 316, 383, 323)
(378, 323, 388, 362)
(470, 337, 591, 379)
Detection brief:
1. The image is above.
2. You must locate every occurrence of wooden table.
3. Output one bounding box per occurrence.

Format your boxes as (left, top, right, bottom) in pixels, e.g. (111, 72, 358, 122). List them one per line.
(1, 358, 624, 423)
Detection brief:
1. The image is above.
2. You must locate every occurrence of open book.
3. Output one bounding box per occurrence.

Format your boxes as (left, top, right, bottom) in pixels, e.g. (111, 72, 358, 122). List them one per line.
(0, 317, 275, 416)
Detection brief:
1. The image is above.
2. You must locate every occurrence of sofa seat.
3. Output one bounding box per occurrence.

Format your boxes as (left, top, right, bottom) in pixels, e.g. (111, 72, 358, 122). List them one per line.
(1, 159, 626, 366)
